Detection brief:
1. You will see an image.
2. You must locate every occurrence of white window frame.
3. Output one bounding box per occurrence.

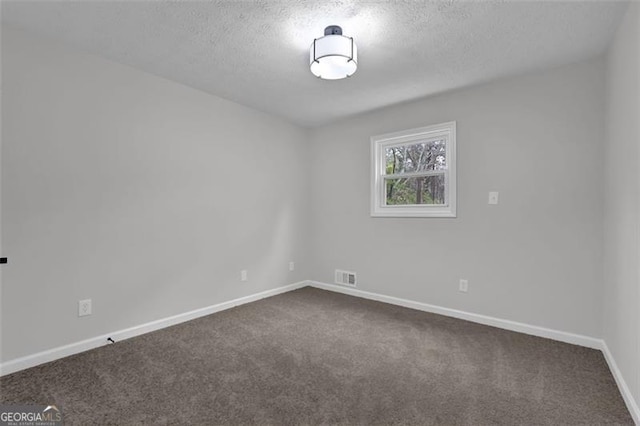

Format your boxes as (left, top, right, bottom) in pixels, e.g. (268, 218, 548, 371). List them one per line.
(370, 121, 456, 218)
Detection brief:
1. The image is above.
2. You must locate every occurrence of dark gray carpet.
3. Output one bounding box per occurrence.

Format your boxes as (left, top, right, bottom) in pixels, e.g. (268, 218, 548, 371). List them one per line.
(0, 287, 633, 425)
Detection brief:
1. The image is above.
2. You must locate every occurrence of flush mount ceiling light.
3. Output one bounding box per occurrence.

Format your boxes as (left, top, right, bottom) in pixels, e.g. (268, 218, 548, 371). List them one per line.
(310, 25, 357, 80)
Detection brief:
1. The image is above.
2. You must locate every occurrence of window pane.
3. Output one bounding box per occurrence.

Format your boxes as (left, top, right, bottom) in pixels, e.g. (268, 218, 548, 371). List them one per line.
(385, 139, 446, 174)
(385, 175, 445, 205)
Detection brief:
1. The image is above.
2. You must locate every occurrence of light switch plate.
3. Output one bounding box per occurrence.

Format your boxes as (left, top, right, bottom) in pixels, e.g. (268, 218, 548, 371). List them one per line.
(489, 191, 499, 205)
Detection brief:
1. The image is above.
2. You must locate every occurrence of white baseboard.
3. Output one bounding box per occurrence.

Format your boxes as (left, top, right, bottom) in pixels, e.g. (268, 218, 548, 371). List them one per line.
(0, 281, 308, 377)
(601, 341, 640, 424)
(308, 281, 602, 349)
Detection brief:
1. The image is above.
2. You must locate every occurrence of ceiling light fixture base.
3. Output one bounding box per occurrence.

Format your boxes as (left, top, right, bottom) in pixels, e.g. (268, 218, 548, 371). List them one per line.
(324, 25, 343, 36)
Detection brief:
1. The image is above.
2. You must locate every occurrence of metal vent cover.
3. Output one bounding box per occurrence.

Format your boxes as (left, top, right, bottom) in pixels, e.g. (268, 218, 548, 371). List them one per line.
(335, 269, 357, 287)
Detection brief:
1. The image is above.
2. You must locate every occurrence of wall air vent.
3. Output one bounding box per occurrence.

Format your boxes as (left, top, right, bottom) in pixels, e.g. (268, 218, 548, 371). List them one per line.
(335, 269, 357, 287)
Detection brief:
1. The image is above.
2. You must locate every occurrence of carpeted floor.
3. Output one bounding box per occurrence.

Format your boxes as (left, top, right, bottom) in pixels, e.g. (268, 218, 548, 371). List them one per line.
(0, 287, 633, 425)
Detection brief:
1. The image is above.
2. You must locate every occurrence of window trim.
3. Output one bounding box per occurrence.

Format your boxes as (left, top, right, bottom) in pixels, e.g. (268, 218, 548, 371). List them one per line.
(370, 121, 456, 218)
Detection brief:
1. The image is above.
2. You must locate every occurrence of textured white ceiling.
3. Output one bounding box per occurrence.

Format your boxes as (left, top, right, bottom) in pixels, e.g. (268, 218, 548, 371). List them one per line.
(1, 1, 628, 127)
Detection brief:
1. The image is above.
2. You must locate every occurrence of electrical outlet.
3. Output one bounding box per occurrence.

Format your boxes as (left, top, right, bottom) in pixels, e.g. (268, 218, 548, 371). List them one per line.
(78, 299, 92, 317)
(289, 261, 295, 271)
(240, 270, 248, 281)
(459, 279, 469, 293)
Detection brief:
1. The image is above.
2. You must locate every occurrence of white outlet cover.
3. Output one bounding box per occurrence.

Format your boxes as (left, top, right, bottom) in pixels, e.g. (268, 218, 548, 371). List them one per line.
(289, 261, 295, 271)
(459, 279, 469, 293)
(240, 270, 248, 281)
(78, 299, 92, 317)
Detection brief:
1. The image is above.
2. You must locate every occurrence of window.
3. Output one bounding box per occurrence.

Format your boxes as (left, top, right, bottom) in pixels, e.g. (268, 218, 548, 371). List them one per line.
(371, 121, 456, 217)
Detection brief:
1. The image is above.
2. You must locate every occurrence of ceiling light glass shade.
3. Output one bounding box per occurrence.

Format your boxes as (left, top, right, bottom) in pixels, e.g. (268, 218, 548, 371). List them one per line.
(310, 26, 357, 80)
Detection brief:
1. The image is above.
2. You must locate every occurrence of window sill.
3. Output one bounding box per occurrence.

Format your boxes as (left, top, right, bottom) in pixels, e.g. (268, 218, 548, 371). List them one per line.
(370, 206, 456, 218)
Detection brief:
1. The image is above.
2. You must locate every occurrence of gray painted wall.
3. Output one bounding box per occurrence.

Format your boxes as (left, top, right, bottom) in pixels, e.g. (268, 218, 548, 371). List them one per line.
(308, 59, 606, 338)
(603, 2, 640, 411)
(0, 28, 310, 362)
